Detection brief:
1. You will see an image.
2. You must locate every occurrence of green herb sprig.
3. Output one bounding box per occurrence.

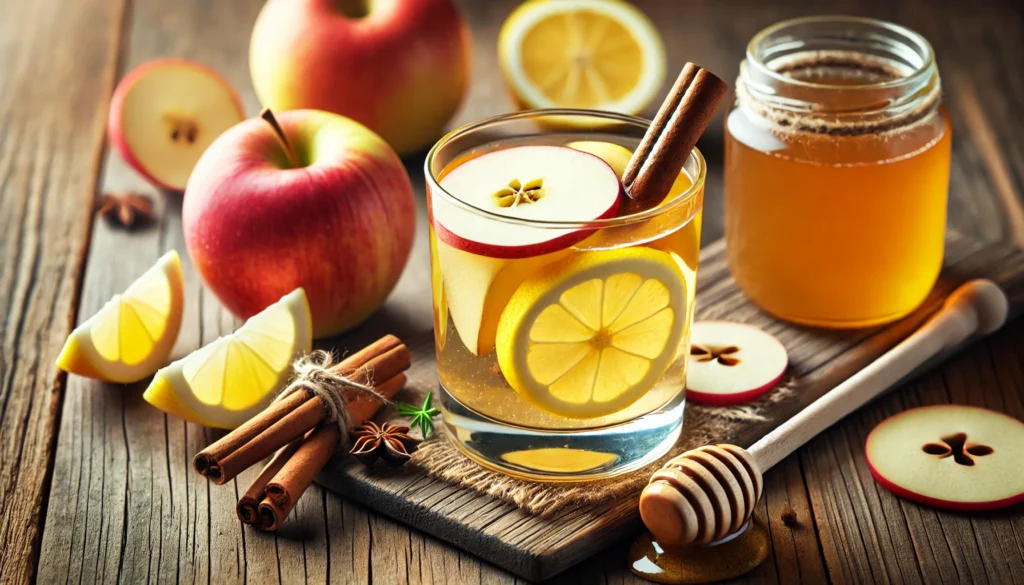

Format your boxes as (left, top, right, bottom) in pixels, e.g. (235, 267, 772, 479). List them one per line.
(397, 391, 441, 438)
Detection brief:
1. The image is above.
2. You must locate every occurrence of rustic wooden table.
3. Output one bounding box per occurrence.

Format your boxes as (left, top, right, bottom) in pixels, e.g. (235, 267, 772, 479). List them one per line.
(2, 0, 1023, 583)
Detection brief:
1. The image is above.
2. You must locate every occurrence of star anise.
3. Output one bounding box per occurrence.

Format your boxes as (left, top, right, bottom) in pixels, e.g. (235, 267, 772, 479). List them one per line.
(96, 192, 156, 229)
(348, 421, 420, 467)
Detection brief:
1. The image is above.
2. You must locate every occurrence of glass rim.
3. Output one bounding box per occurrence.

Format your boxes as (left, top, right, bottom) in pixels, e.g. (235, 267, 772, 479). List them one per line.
(746, 15, 936, 92)
(423, 108, 706, 230)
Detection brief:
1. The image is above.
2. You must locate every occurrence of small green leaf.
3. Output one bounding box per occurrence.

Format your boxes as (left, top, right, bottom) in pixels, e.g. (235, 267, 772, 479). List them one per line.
(395, 392, 441, 438)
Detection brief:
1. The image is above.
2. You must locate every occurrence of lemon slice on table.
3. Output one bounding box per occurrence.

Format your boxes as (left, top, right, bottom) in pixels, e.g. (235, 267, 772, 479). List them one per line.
(498, 0, 666, 113)
(143, 288, 313, 429)
(56, 251, 184, 383)
(496, 248, 686, 418)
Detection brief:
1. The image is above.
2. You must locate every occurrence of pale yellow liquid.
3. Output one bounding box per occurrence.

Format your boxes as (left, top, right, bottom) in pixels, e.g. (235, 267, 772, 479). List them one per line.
(430, 138, 702, 430)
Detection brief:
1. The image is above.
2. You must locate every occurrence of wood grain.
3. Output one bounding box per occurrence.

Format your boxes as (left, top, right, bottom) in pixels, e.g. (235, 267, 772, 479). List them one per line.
(0, 0, 126, 582)
(5, 0, 1023, 583)
(35, 0, 259, 583)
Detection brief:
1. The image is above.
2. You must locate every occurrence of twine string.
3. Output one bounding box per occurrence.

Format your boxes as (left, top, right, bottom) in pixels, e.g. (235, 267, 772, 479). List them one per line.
(276, 350, 391, 444)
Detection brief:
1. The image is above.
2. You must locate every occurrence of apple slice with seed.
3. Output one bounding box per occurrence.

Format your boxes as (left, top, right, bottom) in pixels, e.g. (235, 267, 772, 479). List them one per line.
(685, 321, 788, 406)
(866, 405, 1024, 511)
(432, 145, 622, 259)
(109, 58, 245, 191)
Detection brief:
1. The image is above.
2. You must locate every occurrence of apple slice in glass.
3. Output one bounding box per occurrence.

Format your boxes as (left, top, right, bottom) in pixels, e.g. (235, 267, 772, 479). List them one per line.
(109, 58, 245, 191)
(431, 145, 621, 355)
(432, 145, 622, 259)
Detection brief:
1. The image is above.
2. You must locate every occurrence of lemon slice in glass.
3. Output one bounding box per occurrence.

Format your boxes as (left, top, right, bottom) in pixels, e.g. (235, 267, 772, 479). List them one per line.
(496, 248, 686, 418)
(56, 250, 184, 383)
(498, 0, 665, 113)
(143, 288, 312, 429)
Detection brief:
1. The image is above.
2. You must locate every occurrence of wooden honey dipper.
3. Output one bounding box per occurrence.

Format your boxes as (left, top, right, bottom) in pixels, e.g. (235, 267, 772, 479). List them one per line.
(640, 280, 1009, 548)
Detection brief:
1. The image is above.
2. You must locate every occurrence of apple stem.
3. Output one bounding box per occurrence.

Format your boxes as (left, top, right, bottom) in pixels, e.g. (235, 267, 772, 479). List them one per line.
(260, 108, 300, 169)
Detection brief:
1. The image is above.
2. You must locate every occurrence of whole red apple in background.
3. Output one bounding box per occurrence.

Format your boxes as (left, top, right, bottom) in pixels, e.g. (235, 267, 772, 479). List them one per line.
(249, 0, 472, 157)
(183, 109, 415, 338)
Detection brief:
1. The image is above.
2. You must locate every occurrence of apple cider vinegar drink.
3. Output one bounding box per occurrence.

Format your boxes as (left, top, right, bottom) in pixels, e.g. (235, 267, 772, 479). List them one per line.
(425, 111, 704, 479)
(725, 17, 950, 328)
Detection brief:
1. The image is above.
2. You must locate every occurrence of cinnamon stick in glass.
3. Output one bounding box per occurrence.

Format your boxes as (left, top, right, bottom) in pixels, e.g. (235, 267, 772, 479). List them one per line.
(255, 372, 407, 531)
(621, 63, 728, 214)
(194, 335, 408, 485)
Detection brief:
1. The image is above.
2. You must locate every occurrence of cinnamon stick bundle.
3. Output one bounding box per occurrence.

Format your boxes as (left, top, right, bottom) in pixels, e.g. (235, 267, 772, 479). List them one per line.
(192, 335, 410, 530)
(194, 335, 409, 485)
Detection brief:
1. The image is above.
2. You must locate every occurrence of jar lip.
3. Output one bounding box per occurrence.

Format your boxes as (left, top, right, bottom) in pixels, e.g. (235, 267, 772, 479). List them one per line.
(424, 108, 706, 230)
(746, 15, 936, 92)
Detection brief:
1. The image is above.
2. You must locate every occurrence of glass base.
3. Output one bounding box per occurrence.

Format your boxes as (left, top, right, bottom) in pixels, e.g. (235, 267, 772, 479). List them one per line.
(438, 383, 686, 481)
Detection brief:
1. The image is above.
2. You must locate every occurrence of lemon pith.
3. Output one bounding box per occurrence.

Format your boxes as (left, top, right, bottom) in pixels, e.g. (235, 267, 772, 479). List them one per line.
(142, 288, 312, 429)
(56, 250, 184, 383)
(499, 0, 665, 113)
(496, 248, 686, 418)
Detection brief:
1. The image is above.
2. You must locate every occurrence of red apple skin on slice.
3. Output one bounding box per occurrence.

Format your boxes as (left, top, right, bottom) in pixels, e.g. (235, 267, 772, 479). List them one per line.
(685, 321, 788, 406)
(432, 146, 622, 259)
(866, 405, 1024, 511)
(109, 58, 245, 191)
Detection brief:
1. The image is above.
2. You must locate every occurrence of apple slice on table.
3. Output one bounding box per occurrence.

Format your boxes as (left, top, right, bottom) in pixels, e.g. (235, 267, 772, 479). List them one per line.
(684, 321, 788, 406)
(866, 405, 1024, 511)
(109, 58, 245, 191)
(433, 145, 622, 259)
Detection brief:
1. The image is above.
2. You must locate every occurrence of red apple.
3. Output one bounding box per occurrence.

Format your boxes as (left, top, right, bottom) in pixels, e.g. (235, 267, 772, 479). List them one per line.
(432, 145, 622, 259)
(249, 0, 471, 157)
(109, 58, 245, 191)
(183, 109, 415, 338)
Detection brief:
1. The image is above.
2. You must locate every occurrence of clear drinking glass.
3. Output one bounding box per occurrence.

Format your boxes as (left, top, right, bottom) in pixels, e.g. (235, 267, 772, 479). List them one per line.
(425, 110, 704, 480)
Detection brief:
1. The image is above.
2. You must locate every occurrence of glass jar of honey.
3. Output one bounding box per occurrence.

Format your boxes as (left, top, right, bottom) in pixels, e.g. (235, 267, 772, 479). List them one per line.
(725, 16, 950, 328)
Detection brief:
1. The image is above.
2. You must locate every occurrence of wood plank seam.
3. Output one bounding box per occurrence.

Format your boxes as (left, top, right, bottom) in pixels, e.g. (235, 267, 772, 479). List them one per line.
(952, 73, 1024, 250)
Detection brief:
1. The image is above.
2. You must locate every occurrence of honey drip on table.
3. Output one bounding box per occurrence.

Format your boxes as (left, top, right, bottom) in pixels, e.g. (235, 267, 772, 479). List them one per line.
(628, 521, 770, 584)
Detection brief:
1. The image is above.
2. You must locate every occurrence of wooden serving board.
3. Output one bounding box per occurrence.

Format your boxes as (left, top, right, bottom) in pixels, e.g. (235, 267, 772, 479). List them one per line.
(316, 228, 1024, 582)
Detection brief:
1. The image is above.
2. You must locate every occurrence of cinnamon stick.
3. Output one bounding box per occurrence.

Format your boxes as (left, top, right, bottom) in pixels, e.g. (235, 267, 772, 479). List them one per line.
(237, 437, 304, 524)
(194, 335, 409, 485)
(343, 344, 411, 388)
(193, 391, 309, 476)
(257, 426, 339, 531)
(622, 63, 728, 213)
(208, 397, 328, 485)
(256, 372, 407, 531)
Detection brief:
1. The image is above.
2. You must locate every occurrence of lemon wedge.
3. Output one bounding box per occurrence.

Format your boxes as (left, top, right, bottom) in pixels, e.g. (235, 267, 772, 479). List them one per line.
(496, 247, 686, 418)
(143, 288, 312, 429)
(56, 251, 184, 383)
(498, 0, 665, 113)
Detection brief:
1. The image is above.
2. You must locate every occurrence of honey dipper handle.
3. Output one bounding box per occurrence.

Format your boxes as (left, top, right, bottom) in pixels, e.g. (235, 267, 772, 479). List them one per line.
(748, 279, 1008, 471)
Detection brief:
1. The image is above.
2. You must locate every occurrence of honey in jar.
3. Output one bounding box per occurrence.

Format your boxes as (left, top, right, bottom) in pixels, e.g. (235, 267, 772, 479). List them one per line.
(725, 16, 950, 328)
